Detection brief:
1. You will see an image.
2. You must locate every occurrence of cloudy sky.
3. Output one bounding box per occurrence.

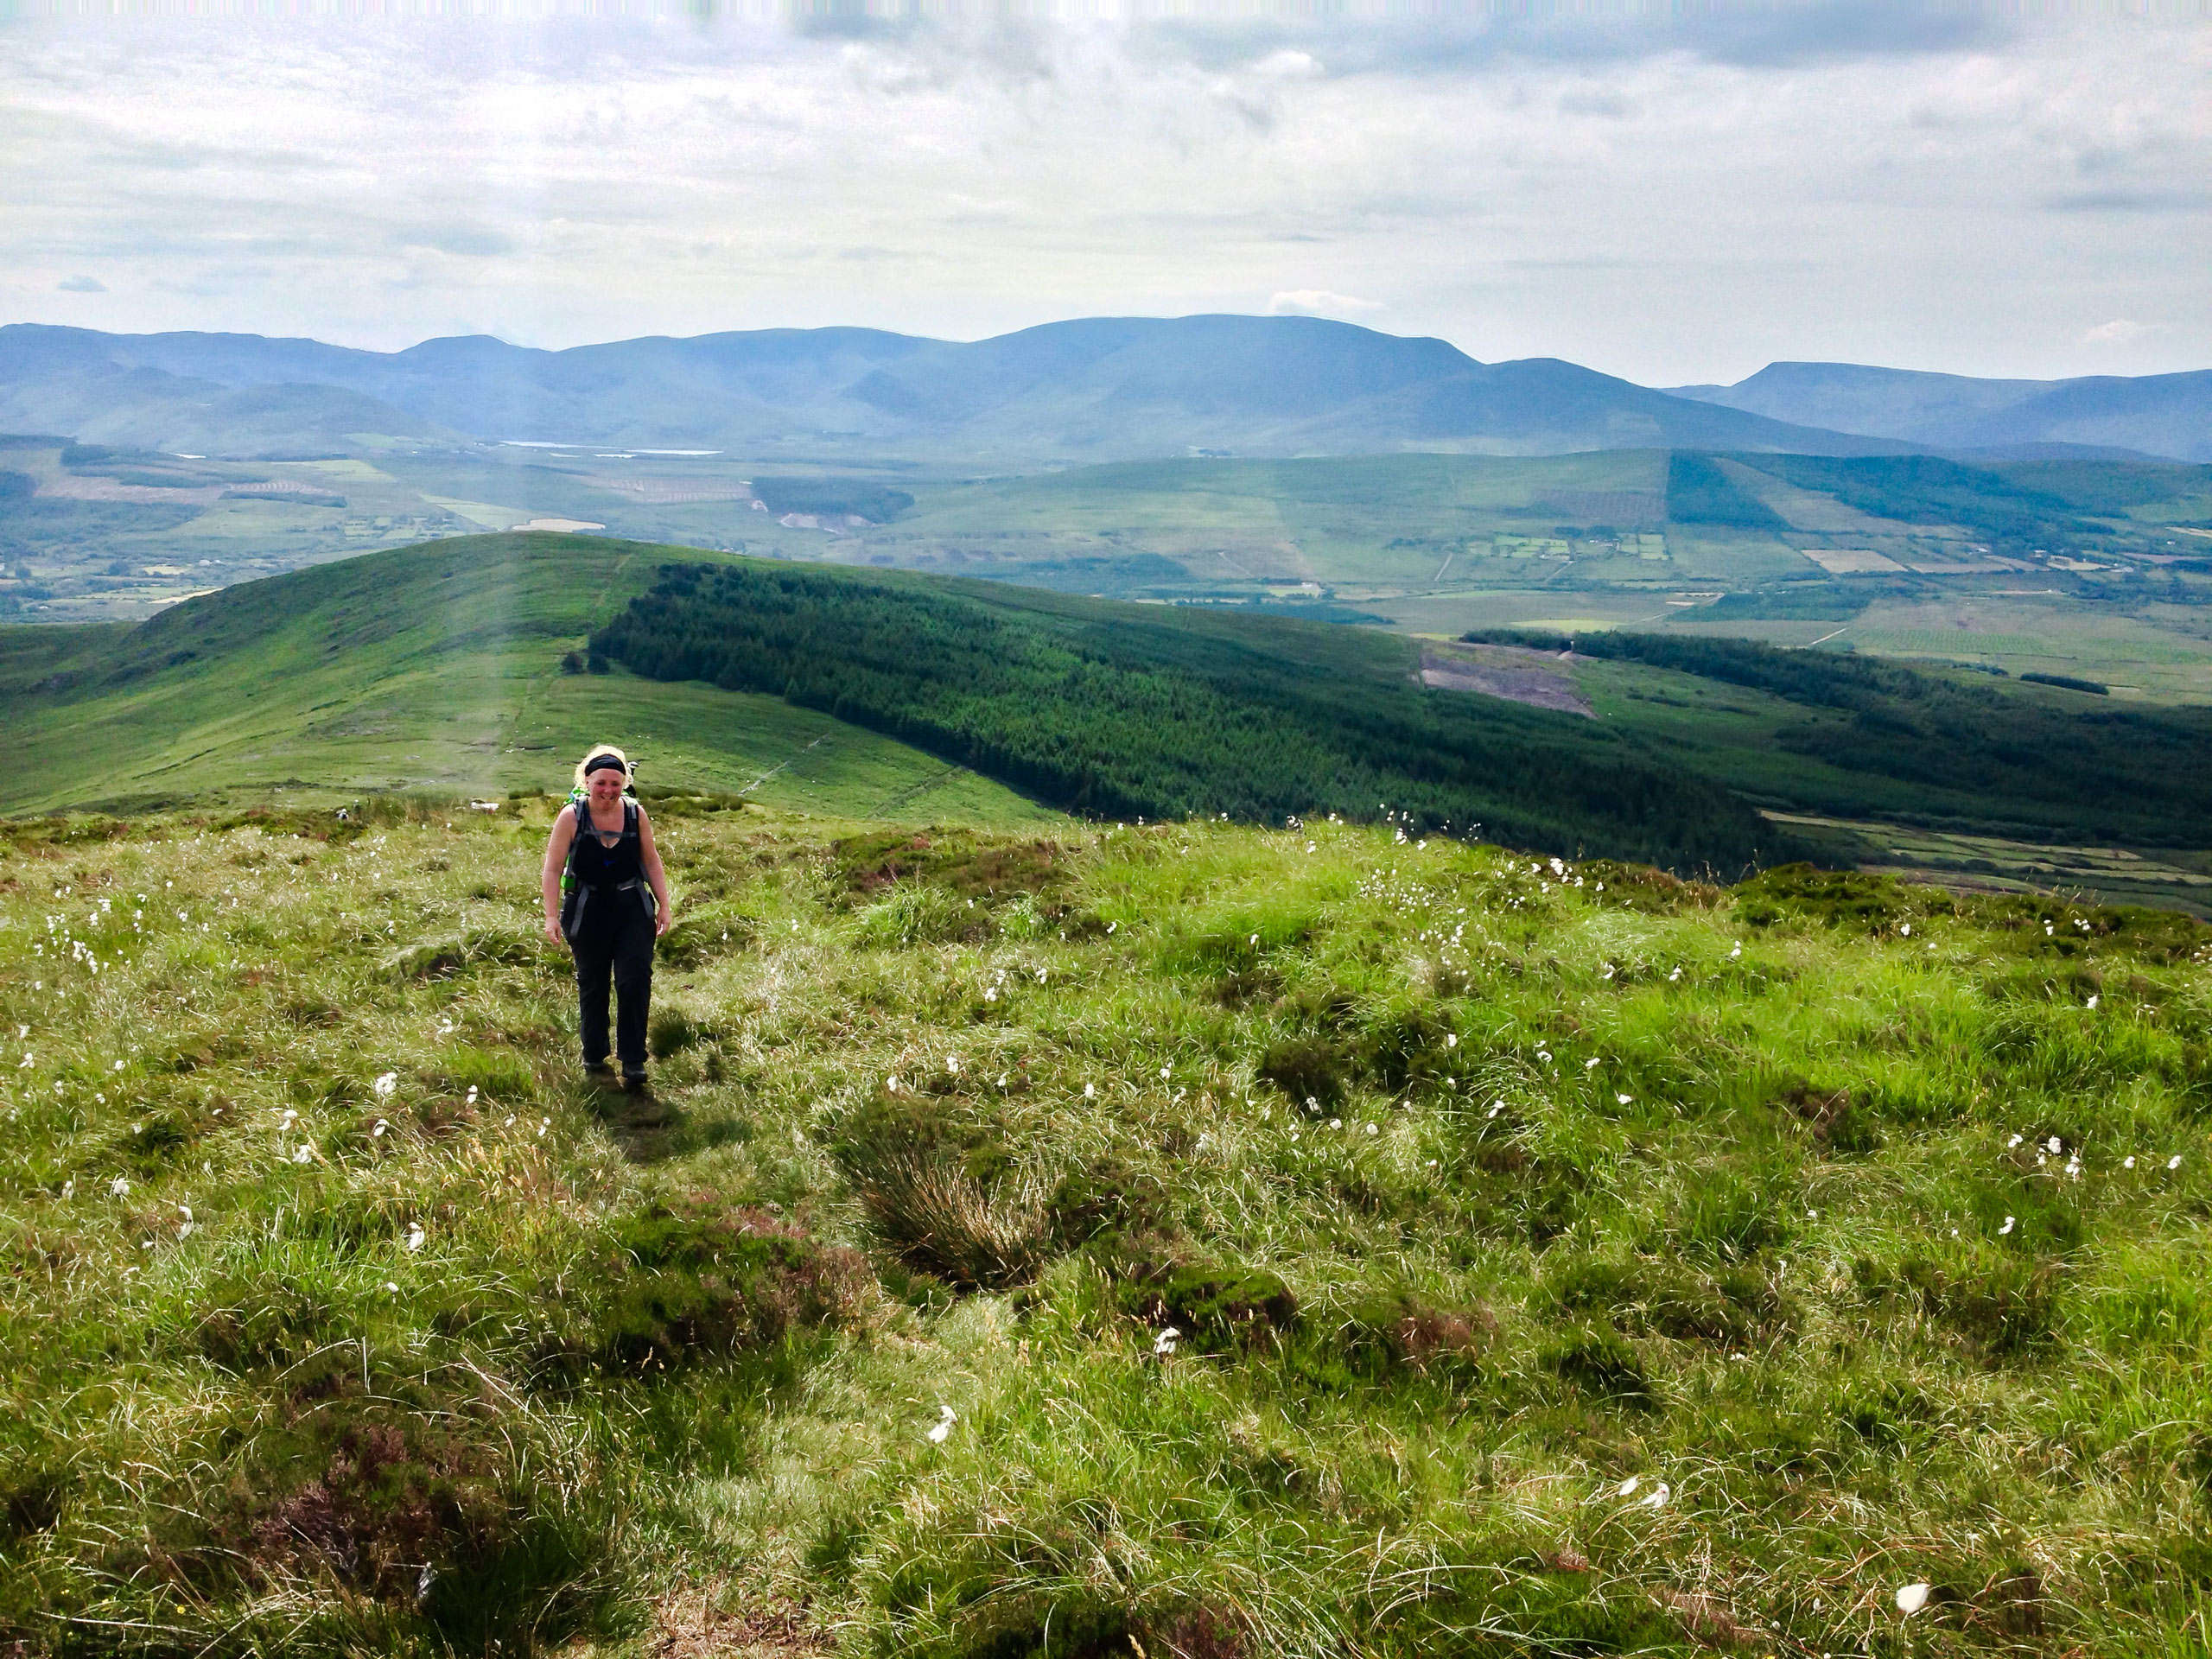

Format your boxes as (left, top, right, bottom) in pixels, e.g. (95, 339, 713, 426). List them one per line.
(3, 3, 2206, 386)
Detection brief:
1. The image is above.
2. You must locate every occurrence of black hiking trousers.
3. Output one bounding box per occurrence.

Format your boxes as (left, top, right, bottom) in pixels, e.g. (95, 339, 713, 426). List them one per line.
(569, 883, 656, 1068)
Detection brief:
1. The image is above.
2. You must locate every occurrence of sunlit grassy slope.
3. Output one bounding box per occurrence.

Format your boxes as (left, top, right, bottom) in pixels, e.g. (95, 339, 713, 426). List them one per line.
(3, 802, 2209, 1656)
(0, 533, 1053, 824)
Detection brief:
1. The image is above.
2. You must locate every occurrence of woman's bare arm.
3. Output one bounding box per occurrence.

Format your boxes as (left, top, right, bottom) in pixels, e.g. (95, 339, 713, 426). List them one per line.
(542, 810, 576, 942)
(637, 808, 672, 936)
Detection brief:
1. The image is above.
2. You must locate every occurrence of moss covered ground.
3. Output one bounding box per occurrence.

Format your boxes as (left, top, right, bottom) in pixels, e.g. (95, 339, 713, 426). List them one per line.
(3, 798, 2210, 1657)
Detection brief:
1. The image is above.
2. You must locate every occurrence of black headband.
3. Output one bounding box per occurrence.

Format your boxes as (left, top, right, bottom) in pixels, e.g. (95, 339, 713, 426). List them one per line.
(583, 753, 627, 777)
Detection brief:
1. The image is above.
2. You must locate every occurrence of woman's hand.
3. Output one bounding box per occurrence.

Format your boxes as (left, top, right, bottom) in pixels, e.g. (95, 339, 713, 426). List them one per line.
(654, 904, 671, 938)
(543, 915, 564, 944)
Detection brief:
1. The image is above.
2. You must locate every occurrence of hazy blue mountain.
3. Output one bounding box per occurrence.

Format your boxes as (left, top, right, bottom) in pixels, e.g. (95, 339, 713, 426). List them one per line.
(1669, 360, 2212, 462)
(0, 317, 1913, 461)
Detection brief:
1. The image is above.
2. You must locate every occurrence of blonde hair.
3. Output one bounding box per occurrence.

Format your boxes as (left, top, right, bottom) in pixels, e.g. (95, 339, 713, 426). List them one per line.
(572, 744, 631, 791)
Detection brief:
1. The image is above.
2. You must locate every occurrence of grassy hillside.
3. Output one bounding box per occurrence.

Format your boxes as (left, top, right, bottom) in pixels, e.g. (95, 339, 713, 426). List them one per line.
(0, 534, 1052, 826)
(3, 804, 2209, 1656)
(592, 559, 1782, 872)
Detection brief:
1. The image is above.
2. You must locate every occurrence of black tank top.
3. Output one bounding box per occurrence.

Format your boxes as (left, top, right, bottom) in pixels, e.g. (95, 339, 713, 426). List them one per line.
(568, 799, 642, 888)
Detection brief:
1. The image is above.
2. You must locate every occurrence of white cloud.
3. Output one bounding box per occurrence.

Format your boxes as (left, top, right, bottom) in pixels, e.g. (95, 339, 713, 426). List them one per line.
(1268, 289, 1384, 317)
(0, 14, 2204, 381)
(56, 274, 105, 292)
(2080, 317, 2157, 346)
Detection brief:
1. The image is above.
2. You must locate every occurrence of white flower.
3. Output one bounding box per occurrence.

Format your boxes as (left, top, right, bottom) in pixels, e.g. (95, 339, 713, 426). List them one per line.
(111, 1058, 124, 1072)
(1159, 1065, 1171, 1079)
(372, 1119, 389, 1137)
(1445, 1033, 1458, 1049)
(1084, 1083, 1095, 1099)
(2123, 1155, 2136, 1169)
(293, 1145, 313, 1164)
(1617, 1476, 1638, 1497)
(110, 1176, 130, 1198)
(385, 1281, 399, 1293)
(2170, 1155, 2184, 1171)
(926, 1404, 957, 1444)
(1153, 1326, 1180, 1357)
(372, 1072, 397, 1098)
(405, 1222, 426, 1252)
(2048, 1135, 2063, 1155)
(1617, 1094, 1633, 1106)
(983, 987, 998, 1002)
(1668, 968, 1681, 982)
(1637, 1483, 1670, 1509)
(1249, 933, 1259, 945)
(886, 1075, 901, 1094)
(60, 1179, 74, 1199)
(1329, 1118, 1342, 1130)
(2006, 1133, 2022, 1148)
(1899, 924, 1910, 937)
(1585, 1058, 1601, 1071)
(1895, 1583, 1932, 1616)
(1601, 963, 1615, 979)
(1035, 969, 1047, 983)
(1536, 1050, 1551, 1064)
(1728, 943, 1741, 959)
(946, 1054, 960, 1075)
(1999, 1216, 2015, 1235)
(1363, 1122, 1379, 1136)
(2086, 995, 2099, 1010)
(1487, 1102, 1503, 1119)
(465, 1085, 479, 1103)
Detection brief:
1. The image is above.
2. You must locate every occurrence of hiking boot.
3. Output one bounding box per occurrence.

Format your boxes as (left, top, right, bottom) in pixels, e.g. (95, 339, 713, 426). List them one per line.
(621, 1065, 649, 1090)
(583, 1058, 614, 1080)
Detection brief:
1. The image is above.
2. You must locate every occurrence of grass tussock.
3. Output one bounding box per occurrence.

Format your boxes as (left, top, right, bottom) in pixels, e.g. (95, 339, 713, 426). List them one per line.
(2, 796, 2210, 1655)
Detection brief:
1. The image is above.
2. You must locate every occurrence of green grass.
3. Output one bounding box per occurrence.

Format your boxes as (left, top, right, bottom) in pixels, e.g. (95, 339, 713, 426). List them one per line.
(0, 534, 1054, 825)
(3, 801, 2210, 1656)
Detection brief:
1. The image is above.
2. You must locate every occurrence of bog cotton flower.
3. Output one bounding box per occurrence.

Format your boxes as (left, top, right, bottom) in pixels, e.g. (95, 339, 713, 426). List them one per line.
(405, 1222, 426, 1252)
(1153, 1326, 1180, 1357)
(1638, 1484, 1670, 1509)
(1896, 1583, 1932, 1616)
(1999, 1216, 2016, 1235)
(372, 1072, 397, 1098)
(926, 1404, 957, 1444)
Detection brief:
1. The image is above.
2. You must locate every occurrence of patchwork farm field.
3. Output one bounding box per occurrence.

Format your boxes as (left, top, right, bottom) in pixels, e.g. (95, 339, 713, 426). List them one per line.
(10, 447, 2211, 708)
(3, 803, 2211, 1656)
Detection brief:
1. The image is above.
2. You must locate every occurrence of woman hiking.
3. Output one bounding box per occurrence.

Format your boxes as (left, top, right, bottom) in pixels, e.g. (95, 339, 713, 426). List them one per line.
(542, 746, 671, 1087)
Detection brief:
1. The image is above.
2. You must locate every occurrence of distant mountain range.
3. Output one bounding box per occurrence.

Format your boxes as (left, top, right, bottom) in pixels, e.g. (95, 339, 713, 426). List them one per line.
(1668, 361, 2212, 463)
(1, 316, 2202, 463)
(0, 317, 1912, 462)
